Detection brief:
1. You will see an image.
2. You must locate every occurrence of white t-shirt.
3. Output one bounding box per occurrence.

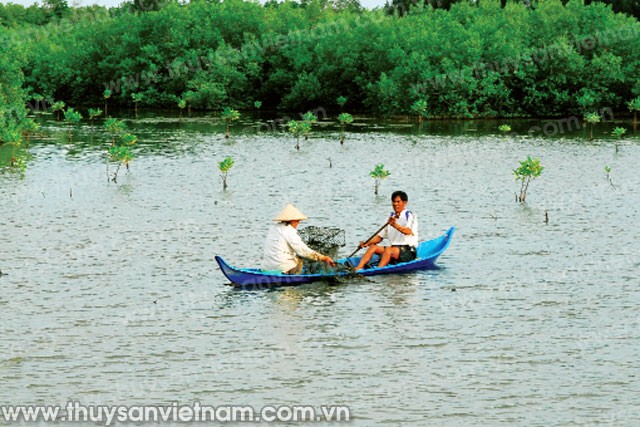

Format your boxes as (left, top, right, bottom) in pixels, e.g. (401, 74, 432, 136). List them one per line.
(262, 223, 322, 272)
(379, 210, 419, 247)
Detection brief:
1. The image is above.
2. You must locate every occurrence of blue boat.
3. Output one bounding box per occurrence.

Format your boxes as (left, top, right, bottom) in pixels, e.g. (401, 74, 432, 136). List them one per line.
(215, 227, 455, 289)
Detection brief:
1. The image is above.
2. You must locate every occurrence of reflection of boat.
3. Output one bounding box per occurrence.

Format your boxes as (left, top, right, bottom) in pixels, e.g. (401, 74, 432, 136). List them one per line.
(215, 227, 455, 289)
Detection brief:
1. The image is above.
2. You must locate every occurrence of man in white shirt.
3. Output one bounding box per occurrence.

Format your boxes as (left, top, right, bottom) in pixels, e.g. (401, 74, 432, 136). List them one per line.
(354, 191, 419, 271)
(263, 204, 336, 274)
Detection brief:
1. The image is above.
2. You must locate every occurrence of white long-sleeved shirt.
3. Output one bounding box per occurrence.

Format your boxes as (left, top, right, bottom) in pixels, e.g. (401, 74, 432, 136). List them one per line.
(262, 223, 323, 272)
(379, 210, 419, 247)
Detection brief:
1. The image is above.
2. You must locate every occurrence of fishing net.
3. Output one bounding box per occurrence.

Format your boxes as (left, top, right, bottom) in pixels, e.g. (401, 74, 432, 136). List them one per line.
(298, 226, 346, 274)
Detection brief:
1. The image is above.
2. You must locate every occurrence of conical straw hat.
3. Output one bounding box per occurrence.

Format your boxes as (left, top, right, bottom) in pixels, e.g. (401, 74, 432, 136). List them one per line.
(273, 204, 308, 221)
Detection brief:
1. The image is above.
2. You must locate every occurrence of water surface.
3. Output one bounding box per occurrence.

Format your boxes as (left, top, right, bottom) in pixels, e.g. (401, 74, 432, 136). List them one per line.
(1, 115, 639, 426)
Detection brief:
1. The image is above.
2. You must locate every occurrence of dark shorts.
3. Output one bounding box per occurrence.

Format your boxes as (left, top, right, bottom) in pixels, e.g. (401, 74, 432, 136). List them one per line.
(393, 245, 417, 263)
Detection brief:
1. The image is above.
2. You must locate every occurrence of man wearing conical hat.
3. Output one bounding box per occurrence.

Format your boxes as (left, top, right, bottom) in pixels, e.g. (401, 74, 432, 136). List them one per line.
(263, 204, 335, 274)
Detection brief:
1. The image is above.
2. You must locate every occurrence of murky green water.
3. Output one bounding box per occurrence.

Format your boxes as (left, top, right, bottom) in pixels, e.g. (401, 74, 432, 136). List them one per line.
(1, 113, 639, 426)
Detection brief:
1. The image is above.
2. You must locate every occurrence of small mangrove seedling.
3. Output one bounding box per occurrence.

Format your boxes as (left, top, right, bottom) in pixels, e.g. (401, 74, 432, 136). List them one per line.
(218, 156, 234, 190)
(338, 113, 353, 145)
(88, 108, 103, 131)
(52, 101, 65, 121)
(370, 164, 390, 196)
(103, 89, 111, 116)
(514, 156, 544, 203)
(64, 108, 82, 141)
(337, 96, 347, 110)
(221, 107, 240, 138)
(254, 100, 262, 109)
(108, 132, 137, 183)
(584, 112, 601, 140)
(178, 99, 187, 119)
(183, 90, 195, 116)
(604, 165, 616, 189)
(498, 124, 511, 134)
(288, 120, 310, 150)
(131, 93, 144, 118)
(104, 117, 126, 146)
(627, 97, 640, 129)
(302, 112, 317, 140)
(611, 126, 626, 153)
(410, 99, 428, 124)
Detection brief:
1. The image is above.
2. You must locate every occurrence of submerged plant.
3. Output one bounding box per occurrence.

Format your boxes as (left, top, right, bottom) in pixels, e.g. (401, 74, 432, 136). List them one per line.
(410, 99, 428, 124)
(370, 164, 390, 196)
(584, 112, 601, 140)
(221, 107, 240, 138)
(288, 120, 310, 150)
(514, 156, 544, 203)
(338, 113, 353, 145)
(218, 156, 234, 190)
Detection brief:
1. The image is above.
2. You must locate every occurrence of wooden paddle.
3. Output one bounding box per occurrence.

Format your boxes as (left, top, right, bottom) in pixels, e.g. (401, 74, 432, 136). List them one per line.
(346, 221, 389, 260)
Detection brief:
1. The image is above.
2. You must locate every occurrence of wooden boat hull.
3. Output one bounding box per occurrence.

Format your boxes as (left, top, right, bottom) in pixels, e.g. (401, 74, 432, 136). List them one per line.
(215, 227, 455, 289)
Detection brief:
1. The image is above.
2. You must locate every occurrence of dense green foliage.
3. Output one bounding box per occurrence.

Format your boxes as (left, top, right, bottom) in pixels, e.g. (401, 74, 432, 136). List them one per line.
(0, 0, 639, 120)
(0, 26, 28, 144)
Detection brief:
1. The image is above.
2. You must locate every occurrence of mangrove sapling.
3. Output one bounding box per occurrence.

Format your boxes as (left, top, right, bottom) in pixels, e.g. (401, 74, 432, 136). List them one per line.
(604, 165, 616, 189)
(288, 120, 310, 150)
(178, 99, 186, 119)
(109, 132, 137, 183)
(131, 93, 144, 118)
(513, 156, 544, 203)
(584, 112, 601, 140)
(52, 101, 65, 121)
(302, 112, 317, 140)
(218, 156, 234, 190)
(338, 113, 353, 145)
(104, 118, 126, 146)
(88, 108, 103, 131)
(254, 101, 262, 119)
(370, 164, 390, 196)
(337, 96, 347, 110)
(611, 127, 626, 153)
(64, 108, 82, 141)
(410, 99, 428, 124)
(221, 107, 240, 138)
(103, 89, 111, 116)
(498, 124, 511, 134)
(627, 97, 640, 130)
